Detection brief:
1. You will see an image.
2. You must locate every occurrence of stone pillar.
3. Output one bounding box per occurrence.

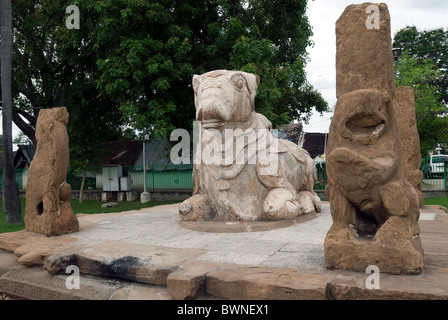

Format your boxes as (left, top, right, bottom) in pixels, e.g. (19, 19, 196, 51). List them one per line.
(24, 108, 79, 236)
(140, 192, 150, 204)
(336, 3, 395, 98)
(102, 192, 113, 202)
(324, 3, 424, 274)
(394, 86, 424, 208)
(126, 191, 138, 202)
(117, 192, 126, 202)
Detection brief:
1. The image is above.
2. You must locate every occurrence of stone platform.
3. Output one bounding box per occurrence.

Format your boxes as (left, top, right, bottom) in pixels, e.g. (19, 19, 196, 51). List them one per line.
(0, 202, 447, 300)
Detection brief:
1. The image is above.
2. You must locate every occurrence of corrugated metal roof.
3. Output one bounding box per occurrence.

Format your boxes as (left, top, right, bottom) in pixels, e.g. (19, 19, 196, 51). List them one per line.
(17, 145, 35, 163)
(135, 138, 171, 166)
(10, 139, 193, 170)
(99, 140, 142, 166)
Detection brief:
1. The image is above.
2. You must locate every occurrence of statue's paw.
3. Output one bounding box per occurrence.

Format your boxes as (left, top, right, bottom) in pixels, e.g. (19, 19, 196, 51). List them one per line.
(179, 194, 211, 221)
(179, 201, 193, 215)
(263, 188, 301, 220)
(296, 191, 321, 214)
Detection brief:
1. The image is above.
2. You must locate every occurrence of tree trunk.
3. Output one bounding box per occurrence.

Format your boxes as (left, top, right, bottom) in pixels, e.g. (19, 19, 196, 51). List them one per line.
(78, 166, 87, 204)
(1, 0, 22, 224)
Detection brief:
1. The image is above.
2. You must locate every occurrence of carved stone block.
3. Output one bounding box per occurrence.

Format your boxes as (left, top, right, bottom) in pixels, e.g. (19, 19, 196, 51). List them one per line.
(24, 107, 79, 236)
(324, 4, 423, 274)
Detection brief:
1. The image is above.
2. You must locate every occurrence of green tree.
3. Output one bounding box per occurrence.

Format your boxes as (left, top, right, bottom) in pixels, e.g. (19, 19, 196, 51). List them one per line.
(395, 52, 448, 156)
(13, 131, 31, 145)
(8, 0, 328, 177)
(9, 0, 125, 185)
(95, 0, 328, 138)
(1, 0, 22, 224)
(393, 26, 448, 105)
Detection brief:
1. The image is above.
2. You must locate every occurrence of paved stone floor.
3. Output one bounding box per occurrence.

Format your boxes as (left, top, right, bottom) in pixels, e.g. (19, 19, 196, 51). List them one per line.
(72, 203, 331, 270)
(0, 202, 447, 300)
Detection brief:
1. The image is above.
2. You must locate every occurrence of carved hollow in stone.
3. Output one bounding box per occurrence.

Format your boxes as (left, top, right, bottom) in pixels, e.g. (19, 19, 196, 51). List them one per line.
(24, 107, 79, 236)
(324, 3, 424, 275)
(179, 70, 321, 222)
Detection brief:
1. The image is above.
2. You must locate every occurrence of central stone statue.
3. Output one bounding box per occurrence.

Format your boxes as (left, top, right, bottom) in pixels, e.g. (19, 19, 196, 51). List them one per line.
(179, 70, 321, 221)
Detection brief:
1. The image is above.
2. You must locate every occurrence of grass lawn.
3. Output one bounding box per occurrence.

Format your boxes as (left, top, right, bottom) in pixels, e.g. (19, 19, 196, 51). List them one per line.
(0, 198, 180, 234)
(423, 196, 448, 209)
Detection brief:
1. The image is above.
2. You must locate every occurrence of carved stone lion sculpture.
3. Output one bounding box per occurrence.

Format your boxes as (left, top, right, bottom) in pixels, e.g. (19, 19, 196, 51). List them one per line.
(179, 70, 321, 221)
(324, 3, 424, 274)
(325, 89, 424, 274)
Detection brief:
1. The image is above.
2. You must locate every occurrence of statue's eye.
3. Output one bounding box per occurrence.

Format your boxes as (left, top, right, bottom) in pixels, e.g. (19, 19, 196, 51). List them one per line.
(236, 79, 244, 89)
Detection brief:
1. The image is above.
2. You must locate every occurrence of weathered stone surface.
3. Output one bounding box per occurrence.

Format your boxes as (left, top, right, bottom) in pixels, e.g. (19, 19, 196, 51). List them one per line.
(180, 70, 321, 222)
(326, 274, 364, 300)
(101, 202, 119, 208)
(0, 249, 21, 277)
(179, 211, 319, 233)
(394, 86, 424, 207)
(110, 283, 172, 300)
(44, 241, 204, 286)
(0, 266, 116, 300)
(336, 2, 395, 98)
(0, 230, 77, 269)
(24, 107, 79, 236)
(0, 231, 33, 252)
(166, 261, 223, 300)
(205, 266, 329, 300)
(167, 272, 205, 300)
(325, 3, 424, 275)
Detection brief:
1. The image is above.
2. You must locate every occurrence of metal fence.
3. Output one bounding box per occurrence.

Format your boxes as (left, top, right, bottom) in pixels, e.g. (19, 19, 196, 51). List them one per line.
(420, 157, 447, 190)
(136, 164, 194, 191)
(314, 161, 327, 191)
(2, 159, 445, 192)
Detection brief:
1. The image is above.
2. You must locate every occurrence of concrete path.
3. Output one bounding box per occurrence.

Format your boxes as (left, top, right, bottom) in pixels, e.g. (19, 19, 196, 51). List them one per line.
(0, 202, 448, 300)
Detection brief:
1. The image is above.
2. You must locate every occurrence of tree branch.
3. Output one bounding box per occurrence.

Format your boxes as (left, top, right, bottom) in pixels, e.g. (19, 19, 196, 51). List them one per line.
(13, 107, 35, 124)
(12, 111, 36, 146)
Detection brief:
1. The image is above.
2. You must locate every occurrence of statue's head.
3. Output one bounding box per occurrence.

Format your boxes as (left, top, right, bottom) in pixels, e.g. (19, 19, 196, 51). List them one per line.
(192, 70, 260, 129)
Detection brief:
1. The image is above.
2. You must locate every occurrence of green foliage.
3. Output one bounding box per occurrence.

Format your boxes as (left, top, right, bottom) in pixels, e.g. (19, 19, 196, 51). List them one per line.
(10, 0, 328, 165)
(395, 52, 448, 157)
(95, 0, 196, 138)
(393, 26, 448, 105)
(95, 0, 328, 137)
(10, 0, 125, 171)
(393, 26, 448, 156)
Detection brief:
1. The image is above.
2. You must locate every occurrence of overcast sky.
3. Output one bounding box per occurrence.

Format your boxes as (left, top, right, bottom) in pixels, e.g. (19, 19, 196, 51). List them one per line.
(303, 0, 448, 133)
